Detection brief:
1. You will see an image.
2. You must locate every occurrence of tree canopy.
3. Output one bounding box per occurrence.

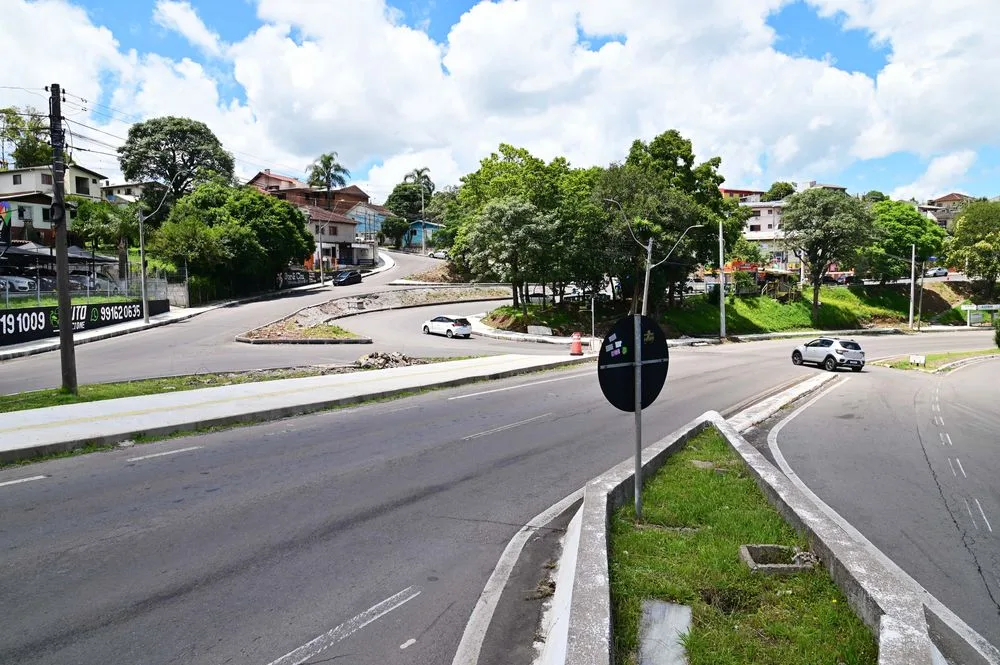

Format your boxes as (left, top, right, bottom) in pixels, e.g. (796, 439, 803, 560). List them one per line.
(856, 200, 945, 283)
(762, 181, 795, 202)
(1, 106, 52, 168)
(948, 200, 1000, 299)
(306, 152, 350, 209)
(118, 116, 234, 201)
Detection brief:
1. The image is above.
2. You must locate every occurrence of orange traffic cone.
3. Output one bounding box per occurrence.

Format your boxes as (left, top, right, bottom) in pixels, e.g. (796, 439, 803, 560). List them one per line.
(570, 332, 583, 356)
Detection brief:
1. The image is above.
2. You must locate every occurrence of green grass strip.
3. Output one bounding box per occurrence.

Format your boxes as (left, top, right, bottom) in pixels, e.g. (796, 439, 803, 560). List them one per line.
(876, 348, 999, 371)
(610, 428, 877, 664)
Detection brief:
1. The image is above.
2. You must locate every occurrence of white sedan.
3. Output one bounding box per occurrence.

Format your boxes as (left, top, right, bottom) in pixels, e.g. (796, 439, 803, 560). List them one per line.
(422, 314, 472, 338)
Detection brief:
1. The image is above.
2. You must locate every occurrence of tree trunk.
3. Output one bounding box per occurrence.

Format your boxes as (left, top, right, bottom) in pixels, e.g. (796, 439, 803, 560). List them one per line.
(811, 279, 821, 326)
(512, 281, 519, 309)
(118, 237, 127, 279)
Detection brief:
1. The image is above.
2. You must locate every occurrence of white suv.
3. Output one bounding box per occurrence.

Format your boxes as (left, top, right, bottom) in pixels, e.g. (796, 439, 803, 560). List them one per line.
(791, 337, 865, 372)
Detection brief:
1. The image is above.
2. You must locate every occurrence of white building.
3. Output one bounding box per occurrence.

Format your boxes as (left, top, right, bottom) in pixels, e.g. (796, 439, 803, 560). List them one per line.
(0, 164, 107, 243)
(101, 181, 155, 204)
(740, 199, 795, 270)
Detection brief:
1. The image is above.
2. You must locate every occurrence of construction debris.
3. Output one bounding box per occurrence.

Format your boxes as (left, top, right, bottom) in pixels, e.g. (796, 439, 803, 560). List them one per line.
(355, 352, 426, 370)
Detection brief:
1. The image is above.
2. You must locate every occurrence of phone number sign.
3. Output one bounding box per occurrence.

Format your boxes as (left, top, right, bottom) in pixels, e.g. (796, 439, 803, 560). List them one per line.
(0, 301, 167, 346)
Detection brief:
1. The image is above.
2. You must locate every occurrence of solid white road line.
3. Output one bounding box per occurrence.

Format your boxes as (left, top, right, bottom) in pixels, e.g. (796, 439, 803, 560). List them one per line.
(955, 458, 968, 478)
(940, 433, 947, 446)
(949, 459, 957, 477)
(462, 413, 553, 440)
(400, 638, 416, 649)
(126, 446, 202, 462)
(0, 474, 46, 488)
(448, 371, 591, 400)
(975, 499, 993, 533)
(945, 433, 953, 446)
(450, 487, 584, 665)
(266, 586, 421, 665)
(964, 499, 979, 530)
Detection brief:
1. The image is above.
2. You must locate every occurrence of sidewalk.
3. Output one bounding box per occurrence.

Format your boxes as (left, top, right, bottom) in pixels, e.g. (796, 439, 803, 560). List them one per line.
(0, 253, 398, 363)
(0, 353, 593, 463)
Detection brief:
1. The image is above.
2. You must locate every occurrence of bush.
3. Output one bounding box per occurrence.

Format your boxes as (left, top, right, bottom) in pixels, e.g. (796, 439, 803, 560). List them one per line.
(994, 315, 1000, 349)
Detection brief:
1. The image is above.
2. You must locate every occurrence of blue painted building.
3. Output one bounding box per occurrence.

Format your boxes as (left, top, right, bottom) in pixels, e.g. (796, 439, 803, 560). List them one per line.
(405, 220, 444, 248)
(344, 202, 389, 240)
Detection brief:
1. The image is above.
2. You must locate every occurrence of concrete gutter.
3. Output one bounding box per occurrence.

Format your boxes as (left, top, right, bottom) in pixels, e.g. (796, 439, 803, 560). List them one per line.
(0, 353, 595, 464)
(0, 253, 399, 363)
(542, 373, 1000, 665)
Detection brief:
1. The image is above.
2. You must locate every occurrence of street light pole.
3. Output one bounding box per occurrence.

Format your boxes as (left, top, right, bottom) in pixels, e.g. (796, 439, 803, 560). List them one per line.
(420, 186, 426, 255)
(718, 217, 726, 340)
(909, 243, 916, 329)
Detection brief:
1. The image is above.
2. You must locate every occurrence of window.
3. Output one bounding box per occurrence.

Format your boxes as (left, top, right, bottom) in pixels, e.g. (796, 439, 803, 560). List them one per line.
(767, 224, 773, 229)
(125, 188, 132, 195)
(75, 176, 91, 195)
(41, 173, 53, 185)
(12, 174, 21, 185)
(92, 178, 98, 184)
(840, 341, 862, 350)
(315, 224, 320, 234)
(750, 209, 761, 217)
(749, 224, 761, 232)
(17, 206, 31, 221)
(42, 207, 50, 222)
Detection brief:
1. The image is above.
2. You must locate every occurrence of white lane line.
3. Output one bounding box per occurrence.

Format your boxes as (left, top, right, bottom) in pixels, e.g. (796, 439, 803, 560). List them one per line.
(462, 413, 552, 440)
(448, 371, 591, 400)
(975, 499, 993, 533)
(955, 458, 967, 478)
(964, 499, 979, 530)
(932, 403, 941, 412)
(266, 586, 421, 665)
(400, 638, 417, 650)
(939, 433, 947, 446)
(945, 433, 953, 447)
(451, 487, 584, 665)
(0, 474, 46, 488)
(934, 416, 944, 427)
(126, 446, 202, 462)
(949, 459, 957, 477)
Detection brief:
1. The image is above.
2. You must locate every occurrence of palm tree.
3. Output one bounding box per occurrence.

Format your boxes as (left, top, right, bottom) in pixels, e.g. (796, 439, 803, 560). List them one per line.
(306, 152, 351, 210)
(403, 167, 435, 197)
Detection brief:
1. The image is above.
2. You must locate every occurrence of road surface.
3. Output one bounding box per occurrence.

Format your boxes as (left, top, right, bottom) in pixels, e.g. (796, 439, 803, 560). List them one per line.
(1, 330, 995, 663)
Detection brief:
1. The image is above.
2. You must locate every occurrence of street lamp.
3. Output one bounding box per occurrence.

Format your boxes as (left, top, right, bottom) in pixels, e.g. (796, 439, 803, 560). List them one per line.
(138, 172, 184, 324)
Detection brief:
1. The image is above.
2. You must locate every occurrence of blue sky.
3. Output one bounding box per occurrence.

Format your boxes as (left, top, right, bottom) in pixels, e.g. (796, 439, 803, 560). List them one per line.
(61, 0, 995, 199)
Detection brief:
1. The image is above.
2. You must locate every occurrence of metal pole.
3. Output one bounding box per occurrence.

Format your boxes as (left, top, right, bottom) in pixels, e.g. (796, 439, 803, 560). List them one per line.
(917, 262, 926, 331)
(908, 243, 916, 329)
(633, 312, 643, 519)
(591, 295, 596, 352)
(319, 222, 324, 285)
(641, 238, 653, 316)
(49, 83, 77, 393)
(718, 217, 726, 339)
(138, 210, 149, 323)
(420, 187, 426, 255)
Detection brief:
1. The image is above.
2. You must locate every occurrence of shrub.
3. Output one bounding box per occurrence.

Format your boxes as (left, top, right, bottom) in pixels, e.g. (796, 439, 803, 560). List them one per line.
(994, 315, 1000, 349)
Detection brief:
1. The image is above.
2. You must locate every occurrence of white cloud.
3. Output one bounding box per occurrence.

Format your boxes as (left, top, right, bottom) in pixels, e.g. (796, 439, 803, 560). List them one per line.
(890, 150, 977, 202)
(4, 0, 1000, 199)
(152, 0, 224, 57)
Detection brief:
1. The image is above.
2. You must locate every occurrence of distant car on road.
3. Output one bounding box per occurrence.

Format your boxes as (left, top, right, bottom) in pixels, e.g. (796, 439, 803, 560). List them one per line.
(332, 270, 362, 286)
(422, 314, 472, 338)
(925, 267, 948, 277)
(429, 250, 449, 259)
(791, 337, 865, 372)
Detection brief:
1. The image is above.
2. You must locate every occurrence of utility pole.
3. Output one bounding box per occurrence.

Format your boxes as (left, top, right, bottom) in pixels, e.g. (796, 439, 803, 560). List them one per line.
(420, 186, 426, 255)
(718, 217, 726, 340)
(318, 222, 324, 285)
(49, 83, 77, 393)
(908, 243, 916, 328)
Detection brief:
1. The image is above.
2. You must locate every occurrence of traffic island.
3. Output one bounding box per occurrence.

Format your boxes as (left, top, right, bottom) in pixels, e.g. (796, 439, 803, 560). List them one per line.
(872, 348, 1000, 373)
(609, 428, 874, 664)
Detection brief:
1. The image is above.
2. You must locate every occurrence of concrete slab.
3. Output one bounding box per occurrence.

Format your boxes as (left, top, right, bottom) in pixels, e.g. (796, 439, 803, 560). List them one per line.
(638, 600, 690, 665)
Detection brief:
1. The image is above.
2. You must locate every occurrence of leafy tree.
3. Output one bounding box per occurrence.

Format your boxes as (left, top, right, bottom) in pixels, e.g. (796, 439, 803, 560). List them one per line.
(118, 116, 234, 201)
(385, 182, 427, 221)
(781, 188, 875, 325)
(403, 167, 435, 198)
(306, 152, 350, 210)
(424, 186, 463, 249)
(863, 190, 888, 204)
(380, 215, 409, 248)
(731, 235, 768, 266)
(1, 106, 53, 168)
(464, 197, 550, 311)
(948, 200, 1000, 300)
(459, 144, 561, 213)
(856, 200, 945, 284)
(762, 181, 796, 202)
(70, 198, 139, 275)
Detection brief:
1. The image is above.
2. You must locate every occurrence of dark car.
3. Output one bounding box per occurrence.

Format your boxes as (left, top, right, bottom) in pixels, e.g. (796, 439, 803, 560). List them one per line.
(332, 270, 362, 286)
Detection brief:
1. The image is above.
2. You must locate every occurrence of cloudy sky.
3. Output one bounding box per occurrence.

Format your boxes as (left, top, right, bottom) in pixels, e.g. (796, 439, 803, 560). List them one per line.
(4, 0, 998, 203)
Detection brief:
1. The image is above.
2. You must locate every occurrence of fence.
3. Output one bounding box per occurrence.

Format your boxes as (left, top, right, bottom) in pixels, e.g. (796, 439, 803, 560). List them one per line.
(0, 267, 168, 310)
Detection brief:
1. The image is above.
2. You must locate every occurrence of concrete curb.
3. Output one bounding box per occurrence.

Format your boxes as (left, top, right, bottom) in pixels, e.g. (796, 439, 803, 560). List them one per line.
(544, 374, 999, 665)
(234, 336, 373, 345)
(0, 355, 596, 464)
(236, 290, 512, 343)
(933, 353, 1000, 373)
(732, 327, 903, 342)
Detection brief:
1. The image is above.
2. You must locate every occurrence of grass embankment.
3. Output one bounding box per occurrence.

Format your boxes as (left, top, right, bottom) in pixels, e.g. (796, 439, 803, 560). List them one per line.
(284, 322, 360, 339)
(0, 295, 131, 310)
(610, 428, 877, 664)
(0, 368, 338, 414)
(876, 348, 1000, 371)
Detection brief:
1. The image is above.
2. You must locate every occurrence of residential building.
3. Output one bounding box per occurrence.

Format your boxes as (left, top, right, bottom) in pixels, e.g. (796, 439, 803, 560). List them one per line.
(795, 180, 847, 193)
(344, 202, 390, 240)
(914, 193, 973, 228)
(100, 181, 155, 204)
(302, 206, 362, 268)
(740, 200, 795, 270)
(0, 164, 107, 243)
(720, 187, 765, 201)
(405, 220, 443, 249)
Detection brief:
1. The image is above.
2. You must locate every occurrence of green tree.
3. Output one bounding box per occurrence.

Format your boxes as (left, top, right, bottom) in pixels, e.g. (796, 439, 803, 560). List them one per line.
(857, 200, 945, 284)
(385, 182, 427, 221)
(731, 235, 767, 266)
(424, 186, 463, 249)
(948, 200, 1000, 300)
(762, 181, 796, 202)
(306, 152, 350, 210)
(863, 190, 888, 204)
(380, 215, 409, 249)
(1, 106, 52, 168)
(782, 188, 875, 325)
(403, 167, 435, 198)
(70, 198, 140, 275)
(118, 116, 235, 201)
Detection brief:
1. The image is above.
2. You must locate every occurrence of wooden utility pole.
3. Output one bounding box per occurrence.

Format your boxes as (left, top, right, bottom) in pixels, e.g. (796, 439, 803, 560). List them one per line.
(49, 83, 77, 393)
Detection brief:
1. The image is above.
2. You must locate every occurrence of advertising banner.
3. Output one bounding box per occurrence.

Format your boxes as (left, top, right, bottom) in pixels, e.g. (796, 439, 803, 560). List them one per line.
(0, 300, 169, 346)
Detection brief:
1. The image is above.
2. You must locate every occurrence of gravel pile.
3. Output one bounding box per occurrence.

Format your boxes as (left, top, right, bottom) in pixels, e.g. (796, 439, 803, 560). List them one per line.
(355, 352, 426, 369)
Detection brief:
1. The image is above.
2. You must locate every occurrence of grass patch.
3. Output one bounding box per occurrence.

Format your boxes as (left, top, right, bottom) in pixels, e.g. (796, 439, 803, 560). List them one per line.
(875, 348, 999, 371)
(663, 285, 953, 337)
(0, 295, 131, 310)
(483, 304, 597, 336)
(610, 428, 877, 665)
(299, 323, 360, 339)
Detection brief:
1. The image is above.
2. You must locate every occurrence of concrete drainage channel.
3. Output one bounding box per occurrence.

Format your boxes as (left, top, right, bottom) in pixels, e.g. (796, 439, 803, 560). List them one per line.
(528, 373, 1000, 665)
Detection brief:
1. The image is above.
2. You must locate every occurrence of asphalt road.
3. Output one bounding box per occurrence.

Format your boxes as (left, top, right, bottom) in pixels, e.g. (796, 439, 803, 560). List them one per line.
(1, 330, 994, 664)
(769, 357, 1000, 646)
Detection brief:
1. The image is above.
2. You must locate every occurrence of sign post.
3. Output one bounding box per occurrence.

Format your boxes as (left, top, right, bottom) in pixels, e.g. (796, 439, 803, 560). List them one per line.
(598, 315, 669, 519)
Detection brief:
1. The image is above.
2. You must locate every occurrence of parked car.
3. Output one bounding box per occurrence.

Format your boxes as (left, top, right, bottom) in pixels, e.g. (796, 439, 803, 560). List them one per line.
(422, 314, 472, 338)
(429, 250, 449, 259)
(332, 270, 362, 286)
(791, 337, 865, 372)
(0, 275, 36, 292)
(925, 267, 948, 277)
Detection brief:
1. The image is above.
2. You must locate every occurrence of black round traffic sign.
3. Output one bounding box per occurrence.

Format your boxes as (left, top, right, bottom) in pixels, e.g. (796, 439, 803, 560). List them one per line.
(598, 314, 669, 412)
